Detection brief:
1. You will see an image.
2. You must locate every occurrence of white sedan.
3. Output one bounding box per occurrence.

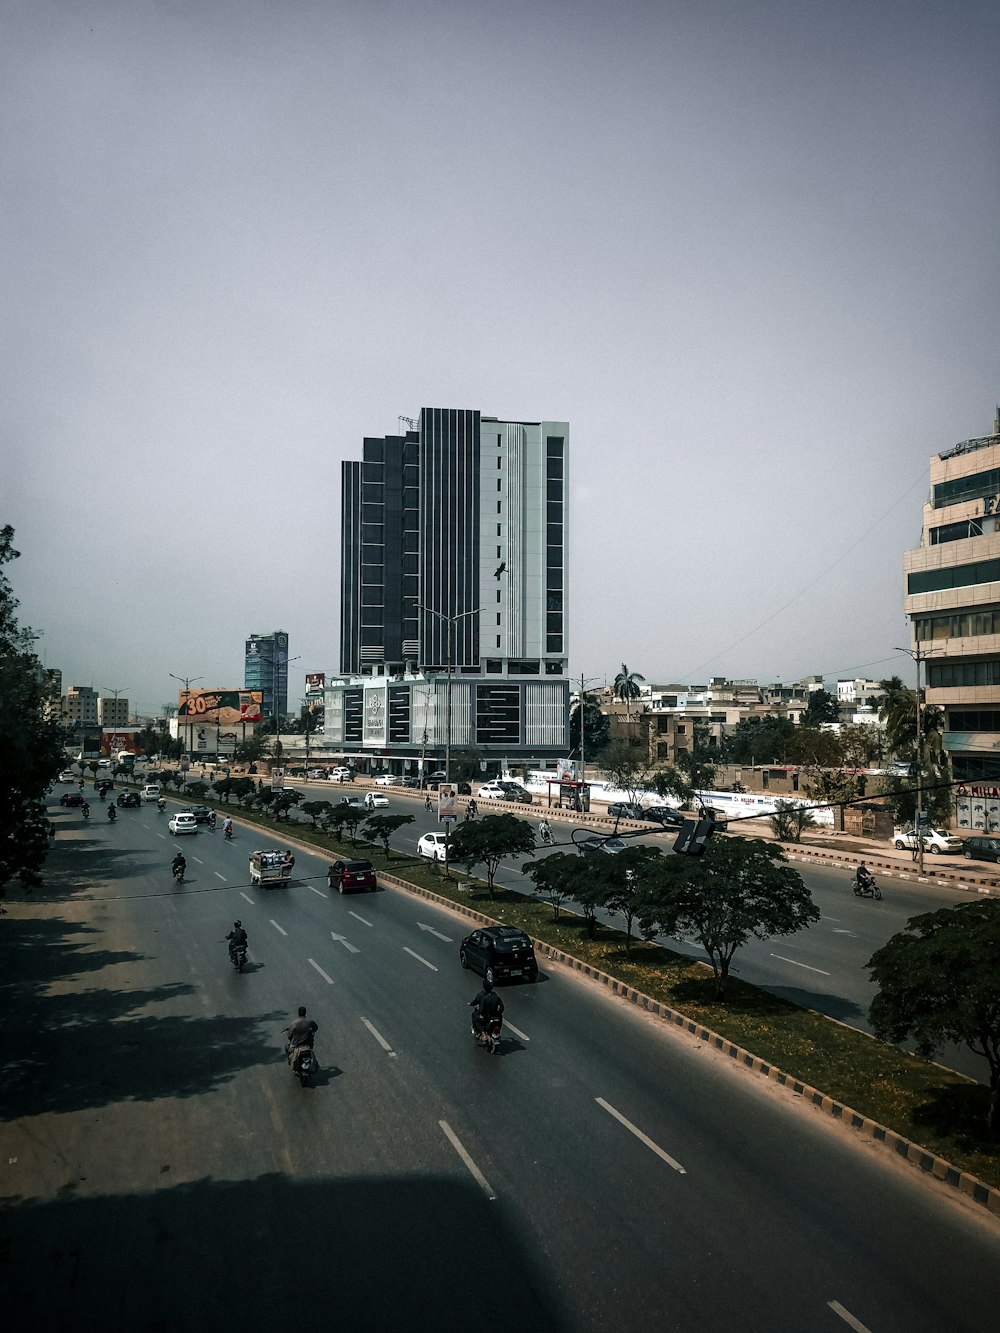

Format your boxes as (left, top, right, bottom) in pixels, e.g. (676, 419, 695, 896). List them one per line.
(374, 774, 400, 786)
(364, 791, 389, 809)
(476, 783, 507, 800)
(168, 813, 198, 836)
(416, 832, 448, 860)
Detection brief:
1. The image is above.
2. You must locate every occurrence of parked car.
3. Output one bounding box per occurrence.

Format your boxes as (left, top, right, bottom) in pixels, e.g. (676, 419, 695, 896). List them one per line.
(893, 827, 963, 854)
(307, 769, 327, 780)
(374, 774, 401, 786)
(141, 785, 160, 801)
(59, 791, 85, 807)
(426, 770, 447, 782)
(417, 831, 448, 860)
(329, 766, 353, 782)
(328, 858, 377, 893)
(336, 796, 365, 810)
(364, 791, 389, 809)
(963, 836, 1000, 863)
(59, 770, 77, 783)
(187, 805, 213, 824)
(607, 802, 647, 821)
(643, 805, 685, 828)
(168, 813, 198, 835)
(460, 925, 538, 985)
(477, 783, 508, 801)
(577, 834, 627, 856)
(116, 791, 141, 808)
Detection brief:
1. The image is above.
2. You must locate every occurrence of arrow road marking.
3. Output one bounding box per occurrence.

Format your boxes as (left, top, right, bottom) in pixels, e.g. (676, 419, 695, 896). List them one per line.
(239, 891, 254, 905)
(770, 953, 830, 975)
(417, 922, 452, 942)
(596, 1098, 686, 1174)
(308, 958, 334, 985)
(403, 946, 438, 972)
(828, 1301, 872, 1332)
(503, 1019, 530, 1042)
(361, 1018, 396, 1056)
(349, 910, 373, 927)
(270, 919, 288, 937)
(331, 932, 360, 954)
(439, 1121, 496, 1200)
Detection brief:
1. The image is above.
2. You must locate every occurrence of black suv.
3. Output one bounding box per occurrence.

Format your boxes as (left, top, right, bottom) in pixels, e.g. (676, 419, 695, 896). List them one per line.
(116, 791, 141, 808)
(460, 925, 538, 984)
(187, 805, 214, 824)
(498, 782, 533, 805)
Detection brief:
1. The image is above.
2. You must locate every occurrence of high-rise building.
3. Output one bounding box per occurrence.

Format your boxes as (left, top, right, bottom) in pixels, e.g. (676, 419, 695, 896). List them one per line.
(329, 407, 569, 768)
(245, 631, 290, 723)
(904, 406, 1000, 783)
(62, 685, 98, 726)
(97, 696, 129, 727)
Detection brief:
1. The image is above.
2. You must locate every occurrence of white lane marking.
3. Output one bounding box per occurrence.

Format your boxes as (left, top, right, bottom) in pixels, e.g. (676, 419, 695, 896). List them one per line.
(308, 885, 326, 898)
(439, 1121, 496, 1200)
(830, 928, 856, 936)
(270, 919, 288, 936)
(403, 946, 438, 972)
(596, 1098, 686, 1174)
(239, 891, 254, 905)
(214, 872, 227, 882)
(361, 1018, 396, 1056)
(504, 1019, 530, 1042)
(331, 932, 360, 954)
(417, 922, 452, 942)
(308, 958, 335, 984)
(192, 856, 204, 865)
(157, 833, 166, 840)
(828, 1301, 872, 1332)
(349, 910, 373, 927)
(770, 953, 830, 975)
(820, 914, 840, 922)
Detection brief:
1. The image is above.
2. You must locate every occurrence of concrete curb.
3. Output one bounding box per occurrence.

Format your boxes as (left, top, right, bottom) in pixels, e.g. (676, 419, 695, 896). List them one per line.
(379, 869, 1000, 1220)
(777, 843, 1000, 896)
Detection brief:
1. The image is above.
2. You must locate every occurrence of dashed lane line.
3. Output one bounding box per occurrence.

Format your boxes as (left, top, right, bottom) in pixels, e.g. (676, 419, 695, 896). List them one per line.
(770, 953, 830, 976)
(504, 1019, 530, 1042)
(214, 872, 227, 882)
(828, 1301, 872, 1332)
(239, 891, 254, 905)
(361, 1018, 396, 1056)
(349, 910, 373, 927)
(191, 856, 204, 865)
(439, 1121, 496, 1200)
(308, 885, 326, 898)
(308, 958, 334, 985)
(403, 946, 438, 972)
(270, 919, 288, 937)
(596, 1098, 686, 1175)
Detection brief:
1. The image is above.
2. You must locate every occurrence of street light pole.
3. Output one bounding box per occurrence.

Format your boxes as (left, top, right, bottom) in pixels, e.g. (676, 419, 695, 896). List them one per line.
(895, 645, 928, 876)
(169, 672, 205, 763)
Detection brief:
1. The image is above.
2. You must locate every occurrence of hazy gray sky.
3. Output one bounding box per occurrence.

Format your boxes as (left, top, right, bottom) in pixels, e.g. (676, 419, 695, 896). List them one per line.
(4, 0, 998, 714)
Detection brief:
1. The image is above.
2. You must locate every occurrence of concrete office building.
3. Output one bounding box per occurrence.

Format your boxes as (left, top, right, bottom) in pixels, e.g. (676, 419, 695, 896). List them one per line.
(62, 685, 98, 726)
(904, 407, 1000, 781)
(245, 631, 290, 724)
(97, 696, 129, 727)
(328, 407, 569, 768)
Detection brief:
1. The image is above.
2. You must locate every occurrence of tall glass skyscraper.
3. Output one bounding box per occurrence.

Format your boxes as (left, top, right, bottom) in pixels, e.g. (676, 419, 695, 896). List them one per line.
(244, 630, 289, 724)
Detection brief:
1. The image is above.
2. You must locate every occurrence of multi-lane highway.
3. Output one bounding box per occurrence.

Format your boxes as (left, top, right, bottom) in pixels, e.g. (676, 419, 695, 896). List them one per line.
(2, 792, 999, 1331)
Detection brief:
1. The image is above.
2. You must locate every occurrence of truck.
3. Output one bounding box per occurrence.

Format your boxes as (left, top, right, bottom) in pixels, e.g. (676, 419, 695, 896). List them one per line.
(249, 849, 295, 887)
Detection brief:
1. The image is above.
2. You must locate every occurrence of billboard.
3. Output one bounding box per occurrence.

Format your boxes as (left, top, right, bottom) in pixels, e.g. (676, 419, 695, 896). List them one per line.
(305, 672, 325, 696)
(178, 689, 263, 725)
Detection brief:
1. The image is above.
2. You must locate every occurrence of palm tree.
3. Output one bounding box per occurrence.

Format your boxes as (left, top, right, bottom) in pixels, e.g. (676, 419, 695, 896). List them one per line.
(613, 663, 646, 720)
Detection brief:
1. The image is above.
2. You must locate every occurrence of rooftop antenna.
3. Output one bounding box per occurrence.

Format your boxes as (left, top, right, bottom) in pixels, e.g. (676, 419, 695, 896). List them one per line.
(398, 415, 418, 433)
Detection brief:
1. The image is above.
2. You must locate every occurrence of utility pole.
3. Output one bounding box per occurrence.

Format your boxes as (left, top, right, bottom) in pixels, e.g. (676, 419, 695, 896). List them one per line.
(895, 644, 929, 876)
(575, 672, 603, 798)
(169, 672, 205, 762)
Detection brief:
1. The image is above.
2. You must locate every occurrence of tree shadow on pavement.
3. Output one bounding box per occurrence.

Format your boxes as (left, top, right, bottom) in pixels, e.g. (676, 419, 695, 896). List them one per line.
(0, 1173, 573, 1332)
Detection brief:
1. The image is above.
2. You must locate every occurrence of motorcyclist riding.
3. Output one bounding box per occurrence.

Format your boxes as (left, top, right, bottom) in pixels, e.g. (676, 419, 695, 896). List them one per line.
(286, 1006, 318, 1070)
(82, 801, 90, 819)
(538, 819, 552, 846)
(468, 975, 505, 1037)
(107, 803, 117, 822)
(157, 797, 166, 813)
(223, 816, 233, 839)
(171, 851, 186, 880)
(855, 862, 874, 893)
(208, 810, 217, 830)
(226, 920, 248, 963)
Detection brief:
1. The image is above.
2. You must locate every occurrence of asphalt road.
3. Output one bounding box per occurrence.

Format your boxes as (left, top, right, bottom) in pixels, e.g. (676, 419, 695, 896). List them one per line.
(2, 795, 999, 1331)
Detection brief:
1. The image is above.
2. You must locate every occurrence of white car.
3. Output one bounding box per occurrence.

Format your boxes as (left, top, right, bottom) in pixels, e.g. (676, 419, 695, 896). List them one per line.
(307, 769, 327, 780)
(417, 831, 448, 860)
(893, 827, 963, 855)
(141, 785, 161, 801)
(364, 791, 389, 809)
(169, 813, 198, 836)
(477, 783, 507, 800)
(374, 774, 400, 786)
(329, 767, 353, 781)
(59, 770, 77, 783)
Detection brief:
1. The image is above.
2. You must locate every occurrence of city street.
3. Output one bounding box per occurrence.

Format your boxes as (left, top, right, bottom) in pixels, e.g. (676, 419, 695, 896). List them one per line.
(2, 794, 999, 1331)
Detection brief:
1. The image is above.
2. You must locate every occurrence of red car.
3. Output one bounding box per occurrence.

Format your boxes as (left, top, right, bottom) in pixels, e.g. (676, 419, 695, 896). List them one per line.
(327, 859, 377, 894)
(59, 791, 85, 807)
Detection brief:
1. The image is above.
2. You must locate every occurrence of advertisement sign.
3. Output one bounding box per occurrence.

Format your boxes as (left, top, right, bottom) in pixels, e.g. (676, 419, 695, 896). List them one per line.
(438, 783, 457, 819)
(305, 672, 326, 696)
(177, 689, 263, 725)
(100, 729, 140, 757)
(270, 767, 285, 793)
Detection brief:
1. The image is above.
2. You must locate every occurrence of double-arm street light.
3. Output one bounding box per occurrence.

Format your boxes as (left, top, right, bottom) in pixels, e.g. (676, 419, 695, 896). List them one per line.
(169, 672, 204, 760)
(418, 605, 479, 781)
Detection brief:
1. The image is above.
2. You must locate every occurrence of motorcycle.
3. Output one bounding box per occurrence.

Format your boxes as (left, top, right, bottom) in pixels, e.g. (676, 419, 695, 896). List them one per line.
(472, 1015, 503, 1054)
(82, 806, 90, 821)
(538, 827, 554, 847)
(107, 806, 117, 822)
(223, 825, 233, 841)
(172, 861, 185, 883)
(230, 943, 247, 972)
(285, 1036, 316, 1086)
(853, 875, 881, 900)
(157, 800, 166, 814)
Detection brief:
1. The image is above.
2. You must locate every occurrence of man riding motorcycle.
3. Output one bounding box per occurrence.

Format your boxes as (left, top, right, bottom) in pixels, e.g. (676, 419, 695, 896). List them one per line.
(538, 819, 553, 846)
(285, 1006, 318, 1071)
(157, 797, 166, 813)
(855, 862, 874, 893)
(223, 816, 234, 840)
(171, 852, 186, 881)
(226, 920, 248, 964)
(82, 801, 90, 820)
(468, 975, 505, 1038)
(107, 803, 117, 822)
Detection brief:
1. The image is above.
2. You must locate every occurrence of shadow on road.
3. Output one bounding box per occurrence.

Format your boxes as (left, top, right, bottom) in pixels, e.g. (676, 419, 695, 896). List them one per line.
(0, 1173, 572, 1332)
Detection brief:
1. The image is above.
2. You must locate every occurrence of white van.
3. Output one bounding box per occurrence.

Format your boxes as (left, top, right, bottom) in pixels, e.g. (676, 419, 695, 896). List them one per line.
(141, 785, 161, 802)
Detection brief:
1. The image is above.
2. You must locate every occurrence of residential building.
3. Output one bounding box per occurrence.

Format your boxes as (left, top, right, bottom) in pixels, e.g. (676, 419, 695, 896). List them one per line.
(62, 685, 98, 726)
(328, 407, 569, 767)
(245, 631, 290, 724)
(836, 678, 884, 706)
(904, 406, 1000, 781)
(97, 696, 129, 727)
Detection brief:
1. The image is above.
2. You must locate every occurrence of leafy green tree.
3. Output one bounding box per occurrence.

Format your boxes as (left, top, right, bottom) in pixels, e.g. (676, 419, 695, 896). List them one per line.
(230, 777, 256, 808)
(803, 688, 840, 726)
(448, 745, 485, 780)
(784, 726, 844, 767)
(300, 799, 333, 828)
(721, 715, 796, 766)
(867, 902, 1000, 1132)
(325, 804, 365, 846)
(447, 813, 538, 897)
(568, 695, 610, 761)
(363, 813, 415, 859)
(271, 790, 301, 821)
(674, 718, 717, 794)
(233, 732, 273, 764)
(184, 781, 210, 800)
(520, 850, 586, 920)
(599, 741, 659, 806)
(640, 838, 818, 997)
(840, 722, 886, 769)
(594, 845, 665, 958)
(613, 663, 646, 720)
(213, 778, 233, 804)
(767, 799, 817, 843)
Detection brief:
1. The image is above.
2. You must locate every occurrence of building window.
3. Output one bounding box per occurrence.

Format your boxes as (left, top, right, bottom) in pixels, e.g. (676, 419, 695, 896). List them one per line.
(496, 636, 501, 647)
(908, 558, 1000, 595)
(948, 711, 1000, 732)
(929, 660, 1000, 688)
(496, 614, 501, 625)
(930, 518, 984, 544)
(545, 660, 562, 675)
(933, 466, 1000, 509)
(486, 659, 503, 673)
